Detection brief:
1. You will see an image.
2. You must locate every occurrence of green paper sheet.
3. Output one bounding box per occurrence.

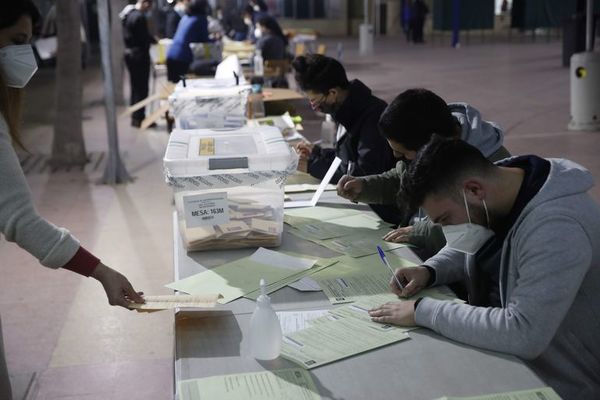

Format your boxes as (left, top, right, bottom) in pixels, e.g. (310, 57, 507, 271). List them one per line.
(280, 303, 410, 369)
(434, 387, 562, 400)
(178, 369, 322, 400)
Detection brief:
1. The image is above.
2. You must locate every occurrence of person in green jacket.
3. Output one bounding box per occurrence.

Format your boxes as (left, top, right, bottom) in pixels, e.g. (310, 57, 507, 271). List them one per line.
(337, 88, 510, 258)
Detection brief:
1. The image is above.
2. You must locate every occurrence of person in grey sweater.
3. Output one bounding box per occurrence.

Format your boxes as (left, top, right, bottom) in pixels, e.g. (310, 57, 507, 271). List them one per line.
(337, 89, 510, 258)
(369, 137, 600, 399)
(0, 3, 144, 399)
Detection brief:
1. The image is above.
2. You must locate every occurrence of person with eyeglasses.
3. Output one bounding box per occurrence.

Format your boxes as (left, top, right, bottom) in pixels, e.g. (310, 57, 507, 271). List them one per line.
(291, 54, 400, 224)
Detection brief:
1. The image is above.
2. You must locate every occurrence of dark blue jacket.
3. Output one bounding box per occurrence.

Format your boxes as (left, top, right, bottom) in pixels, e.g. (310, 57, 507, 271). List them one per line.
(167, 15, 209, 64)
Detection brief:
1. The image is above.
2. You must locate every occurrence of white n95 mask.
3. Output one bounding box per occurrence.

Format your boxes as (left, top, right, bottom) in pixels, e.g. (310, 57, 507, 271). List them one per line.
(0, 45, 38, 88)
(441, 191, 494, 255)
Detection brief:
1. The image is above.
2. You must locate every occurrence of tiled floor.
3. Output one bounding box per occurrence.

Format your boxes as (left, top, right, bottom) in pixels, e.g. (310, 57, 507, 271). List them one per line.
(1, 34, 598, 399)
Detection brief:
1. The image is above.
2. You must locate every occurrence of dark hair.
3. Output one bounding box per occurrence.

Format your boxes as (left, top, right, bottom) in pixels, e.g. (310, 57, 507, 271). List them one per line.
(0, 0, 41, 150)
(187, 0, 208, 16)
(378, 89, 459, 151)
(257, 16, 288, 46)
(400, 135, 494, 212)
(0, 0, 41, 30)
(292, 54, 349, 94)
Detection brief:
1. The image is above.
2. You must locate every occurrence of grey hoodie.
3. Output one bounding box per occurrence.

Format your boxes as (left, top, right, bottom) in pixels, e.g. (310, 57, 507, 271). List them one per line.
(417, 158, 600, 400)
(356, 102, 508, 207)
(355, 103, 510, 256)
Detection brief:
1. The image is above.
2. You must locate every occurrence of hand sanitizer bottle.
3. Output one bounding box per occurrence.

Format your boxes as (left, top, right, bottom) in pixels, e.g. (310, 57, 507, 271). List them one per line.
(253, 49, 264, 77)
(320, 114, 336, 149)
(249, 279, 282, 360)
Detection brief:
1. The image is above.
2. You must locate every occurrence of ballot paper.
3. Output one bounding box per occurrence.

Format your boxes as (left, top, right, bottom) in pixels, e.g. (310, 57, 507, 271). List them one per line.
(178, 369, 321, 400)
(276, 309, 330, 335)
(166, 248, 321, 304)
(285, 183, 337, 193)
(434, 387, 562, 400)
(288, 277, 322, 292)
(284, 205, 363, 226)
(315, 269, 461, 305)
(280, 303, 410, 369)
(284, 157, 342, 208)
(243, 258, 338, 301)
(128, 294, 221, 312)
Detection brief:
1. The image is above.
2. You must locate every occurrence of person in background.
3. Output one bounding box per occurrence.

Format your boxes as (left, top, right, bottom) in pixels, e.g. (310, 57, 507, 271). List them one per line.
(221, 7, 248, 41)
(369, 136, 600, 400)
(337, 89, 510, 258)
(410, 0, 428, 44)
(121, 0, 156, 127)
(292, 54, 398, 224)
(255, 15, 288, 61)
(164, 0, 185, 39)
(166, 0, 210, 82)
(0, 3, 144, 398)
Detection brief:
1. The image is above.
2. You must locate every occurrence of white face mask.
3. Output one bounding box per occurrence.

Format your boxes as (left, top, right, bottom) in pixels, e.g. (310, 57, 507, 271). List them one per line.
(0, 45, 38, 88)
(441, 191, 495, 255)
(254, 27, 263, 38)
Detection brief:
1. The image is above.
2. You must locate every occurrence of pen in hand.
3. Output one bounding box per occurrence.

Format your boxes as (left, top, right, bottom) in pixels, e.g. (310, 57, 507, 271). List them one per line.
(347, 160, 358, 204)
(376, 246, 405, 291)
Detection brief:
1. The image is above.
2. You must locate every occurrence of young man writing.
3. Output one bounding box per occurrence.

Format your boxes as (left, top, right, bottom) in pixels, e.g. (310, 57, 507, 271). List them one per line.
(369, 136, 600, 399)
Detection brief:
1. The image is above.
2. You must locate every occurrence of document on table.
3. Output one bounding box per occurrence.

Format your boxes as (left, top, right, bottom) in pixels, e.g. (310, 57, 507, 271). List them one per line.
(284, 205, 363, 227)
(243, 258, 337, 301)
(434, 387, 562, 400)
(276, 309, 330, 335)
(285, 183, 336, 193)
(284, 157, 342, 208)
(166, 248, 319, 304)
(288, 277, 322, 292)
(178, 369, 321, 400)
(280, 303, 410, 369)
(316, 269, 461, 305)
(128, 294, 221, 311)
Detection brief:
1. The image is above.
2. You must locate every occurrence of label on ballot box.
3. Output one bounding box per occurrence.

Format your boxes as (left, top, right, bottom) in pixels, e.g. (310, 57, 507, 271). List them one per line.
(183, 192, 229, 228)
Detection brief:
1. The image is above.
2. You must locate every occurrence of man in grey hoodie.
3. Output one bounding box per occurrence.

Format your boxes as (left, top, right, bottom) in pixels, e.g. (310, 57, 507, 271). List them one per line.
(369, 137, 600, 399)
(337, 89, 510, 258)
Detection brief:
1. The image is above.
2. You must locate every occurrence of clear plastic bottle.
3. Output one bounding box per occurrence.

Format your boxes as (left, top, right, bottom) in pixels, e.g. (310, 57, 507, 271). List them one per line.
(248, 78, 265, 119)
(249, 279, 282, 360)
(253, 49, 264, 77)
(320, 114, 336, 149)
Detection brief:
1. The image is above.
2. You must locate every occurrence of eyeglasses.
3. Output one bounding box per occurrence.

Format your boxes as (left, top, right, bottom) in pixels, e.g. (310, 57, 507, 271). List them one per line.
(309, 93, 329, 110)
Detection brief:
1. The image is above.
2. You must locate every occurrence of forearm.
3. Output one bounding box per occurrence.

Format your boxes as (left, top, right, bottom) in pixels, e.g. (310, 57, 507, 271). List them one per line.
(355, 167, 401, 204)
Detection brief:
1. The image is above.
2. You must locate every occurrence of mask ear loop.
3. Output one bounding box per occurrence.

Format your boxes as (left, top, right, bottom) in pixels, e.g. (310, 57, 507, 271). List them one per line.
(462, 190, 472, 224)
(482, 199, 490, 228)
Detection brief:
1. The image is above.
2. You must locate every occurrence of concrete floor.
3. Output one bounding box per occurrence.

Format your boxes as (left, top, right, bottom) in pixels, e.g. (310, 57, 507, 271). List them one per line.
(1, 35, 599, 399)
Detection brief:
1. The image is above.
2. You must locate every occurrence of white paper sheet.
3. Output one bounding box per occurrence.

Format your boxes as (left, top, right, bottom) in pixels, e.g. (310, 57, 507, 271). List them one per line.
(284, 157, 342, 208)
(288, 277, 323, 292)
(276, 309, 330, 335)
(248, 247, 317, 271)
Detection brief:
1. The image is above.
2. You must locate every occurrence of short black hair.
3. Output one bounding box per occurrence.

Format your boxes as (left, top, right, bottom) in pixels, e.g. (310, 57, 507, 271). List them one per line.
(400, 135, 495, 212)
(378, 89, 459, 151)
(187, 0, 208, 15)
(0, 0, 41, 31)
(292, 54, 349, 94)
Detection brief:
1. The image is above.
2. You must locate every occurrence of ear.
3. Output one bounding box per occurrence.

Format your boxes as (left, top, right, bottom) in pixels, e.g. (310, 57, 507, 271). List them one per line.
(463, 179, 486, 201)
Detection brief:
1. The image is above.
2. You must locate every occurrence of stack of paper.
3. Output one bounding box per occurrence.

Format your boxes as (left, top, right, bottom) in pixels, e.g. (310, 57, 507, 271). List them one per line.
(165, 248, 334, 304)
(280, 298, 410, 369)
(434, 387, 562, 400)
(284, 206, 407, 257)
(128, 294, 221, 312)
(179, 369, 321, 400)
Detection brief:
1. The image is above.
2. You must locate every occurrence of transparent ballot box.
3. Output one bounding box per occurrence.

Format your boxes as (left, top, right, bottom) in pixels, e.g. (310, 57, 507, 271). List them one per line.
(164, 126, 298, 251)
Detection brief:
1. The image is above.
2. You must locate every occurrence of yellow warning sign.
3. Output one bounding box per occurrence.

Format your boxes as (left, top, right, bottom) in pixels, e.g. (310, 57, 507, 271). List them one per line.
(199, 138, 215, 155)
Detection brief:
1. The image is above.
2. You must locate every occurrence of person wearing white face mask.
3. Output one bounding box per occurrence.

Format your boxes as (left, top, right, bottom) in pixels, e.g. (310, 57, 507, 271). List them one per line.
(369, 136, 600, 400)
(0, 3, 145, 398)
(254, 16, 287, 62)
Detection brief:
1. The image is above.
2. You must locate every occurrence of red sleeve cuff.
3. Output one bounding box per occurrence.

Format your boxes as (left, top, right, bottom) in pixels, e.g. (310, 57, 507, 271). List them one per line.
(62, 246, 101, 277)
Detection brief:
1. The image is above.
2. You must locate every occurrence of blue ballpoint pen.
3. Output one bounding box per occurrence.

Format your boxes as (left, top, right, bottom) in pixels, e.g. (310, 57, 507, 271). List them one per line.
(376, 246, 405, 291)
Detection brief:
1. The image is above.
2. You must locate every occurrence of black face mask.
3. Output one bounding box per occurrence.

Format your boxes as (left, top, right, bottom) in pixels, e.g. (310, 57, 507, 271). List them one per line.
(317, 100, 340, 115)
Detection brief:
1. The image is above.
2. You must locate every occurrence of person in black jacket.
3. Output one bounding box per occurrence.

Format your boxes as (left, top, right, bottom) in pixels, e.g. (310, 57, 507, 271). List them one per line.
(121, 0, 156, 127)
(292, 54, 400, 223)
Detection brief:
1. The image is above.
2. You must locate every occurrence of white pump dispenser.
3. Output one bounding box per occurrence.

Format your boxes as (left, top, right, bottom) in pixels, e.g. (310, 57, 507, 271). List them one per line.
(249, 279, 282, 360)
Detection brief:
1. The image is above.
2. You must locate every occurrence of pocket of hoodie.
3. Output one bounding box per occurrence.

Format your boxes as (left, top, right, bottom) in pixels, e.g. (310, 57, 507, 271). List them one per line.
(565, 330, 600, 382)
